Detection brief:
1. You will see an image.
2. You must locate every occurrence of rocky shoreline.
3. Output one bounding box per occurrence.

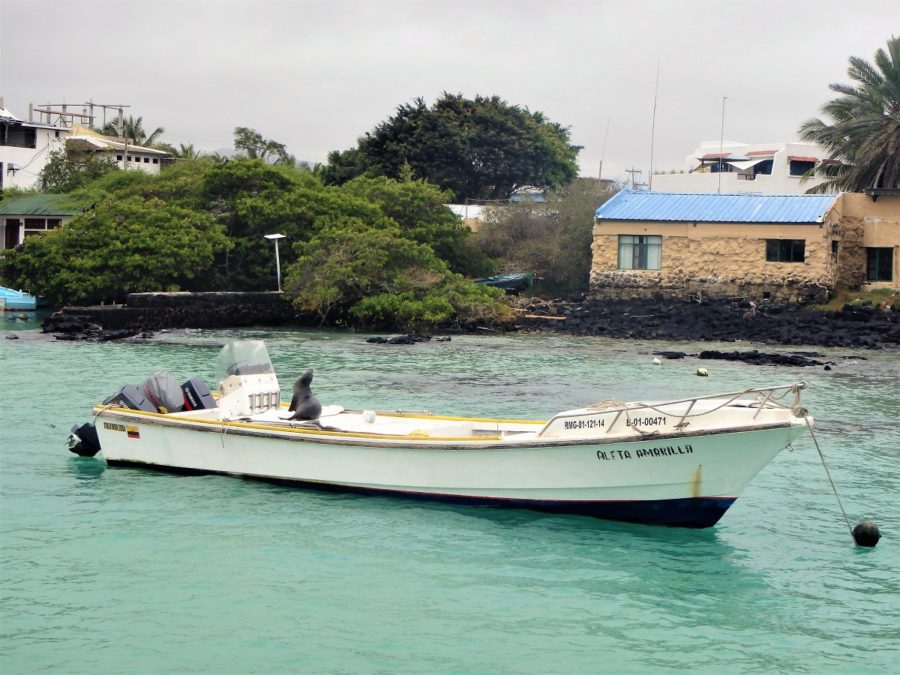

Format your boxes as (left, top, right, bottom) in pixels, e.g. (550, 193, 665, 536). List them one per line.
(35, 295, 898, 366)
(512, 297, 899, 350)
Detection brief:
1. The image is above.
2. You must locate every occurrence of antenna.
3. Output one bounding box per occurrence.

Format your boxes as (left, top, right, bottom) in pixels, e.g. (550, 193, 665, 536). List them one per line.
(718, 96, 728, 194)
(649, 57, 661, 190)
(599, 114, 611, 184)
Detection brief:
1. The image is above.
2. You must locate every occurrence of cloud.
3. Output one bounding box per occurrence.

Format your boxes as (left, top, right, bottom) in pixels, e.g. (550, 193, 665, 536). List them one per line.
(2, 0, 897, 181)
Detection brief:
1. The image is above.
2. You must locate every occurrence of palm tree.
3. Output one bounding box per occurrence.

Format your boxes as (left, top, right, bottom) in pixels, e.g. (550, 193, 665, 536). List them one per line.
(174, 143, 201, 160)
(102, 115, 165, 147)
(799, 36, 900, 193)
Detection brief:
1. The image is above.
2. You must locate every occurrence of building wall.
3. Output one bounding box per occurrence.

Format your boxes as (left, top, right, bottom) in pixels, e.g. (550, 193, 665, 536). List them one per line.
(0, 126, 67, 190)
(833, 193, 900, 290)
(590, 193, 900, 302)
(590, 219, 838, 304)
(651, 141, 830, 195)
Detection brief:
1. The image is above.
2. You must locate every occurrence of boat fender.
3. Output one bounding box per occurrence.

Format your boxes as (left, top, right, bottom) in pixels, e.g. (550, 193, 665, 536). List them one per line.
(288, 369, 322, 420)
(68, 422, 101, 457)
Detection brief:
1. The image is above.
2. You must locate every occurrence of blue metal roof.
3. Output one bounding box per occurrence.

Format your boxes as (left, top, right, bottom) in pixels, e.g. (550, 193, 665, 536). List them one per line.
(595, 190, 838, 223)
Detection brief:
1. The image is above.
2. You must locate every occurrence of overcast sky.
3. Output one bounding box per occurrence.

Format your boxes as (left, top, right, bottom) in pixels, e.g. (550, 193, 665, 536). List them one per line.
(2, 0, 898, 183)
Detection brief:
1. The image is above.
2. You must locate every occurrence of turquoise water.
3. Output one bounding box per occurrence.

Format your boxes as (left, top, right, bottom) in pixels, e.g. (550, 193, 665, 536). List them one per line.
(1, 320, 898, 673)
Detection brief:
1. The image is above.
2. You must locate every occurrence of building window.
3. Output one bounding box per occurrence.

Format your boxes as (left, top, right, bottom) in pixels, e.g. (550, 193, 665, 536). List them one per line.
(766, 239, 806, 263)
(144, 157, 150, 163)
(831, 240, 839, 258)
(789, 159, 815, 176)
(754, 159, 773, 175)
(1, 125, 37, 148)
(152, 158, 159, 164)
(866, 248, 894, 282)
(117, 154, 123, 161)
(618, 235, 662, 270)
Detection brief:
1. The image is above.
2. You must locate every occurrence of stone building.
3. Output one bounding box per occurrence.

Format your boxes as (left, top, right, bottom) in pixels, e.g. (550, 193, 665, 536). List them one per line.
(591, 190, 899, 304)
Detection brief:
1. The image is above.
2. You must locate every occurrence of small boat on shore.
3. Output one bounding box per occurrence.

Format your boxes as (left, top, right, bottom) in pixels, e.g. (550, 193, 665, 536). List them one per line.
(474, 272, 533, 294)
(69, 340, 812, 528)
(0, 286, 37, 311)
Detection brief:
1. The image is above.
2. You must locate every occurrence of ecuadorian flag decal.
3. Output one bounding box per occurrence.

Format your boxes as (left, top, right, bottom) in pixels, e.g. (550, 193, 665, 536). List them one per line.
(126, 426, 140, 439)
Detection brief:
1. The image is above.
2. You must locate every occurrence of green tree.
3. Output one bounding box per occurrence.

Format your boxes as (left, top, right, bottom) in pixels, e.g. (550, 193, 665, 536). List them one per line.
(474, 178, 614, 295)
(233, 127, 294, 165)
(102, 115, 165, 146)
(340, 175, 494, 277)
(799, 36, 900, 192)
(38, 149, 118, 192)
(284, 219, 510, 330)
(0, 197, 230, 305)
(202, 158, 388, 290)
(322, 93, 581, 200)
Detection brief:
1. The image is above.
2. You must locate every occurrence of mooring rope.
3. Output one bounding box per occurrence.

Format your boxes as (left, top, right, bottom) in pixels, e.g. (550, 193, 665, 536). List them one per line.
(804, 416, 855, 543)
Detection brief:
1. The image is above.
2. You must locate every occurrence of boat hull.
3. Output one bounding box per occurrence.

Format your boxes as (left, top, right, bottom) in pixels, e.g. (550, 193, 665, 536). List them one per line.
(104, 456, 735, 527)
(95, 410, 804, 528)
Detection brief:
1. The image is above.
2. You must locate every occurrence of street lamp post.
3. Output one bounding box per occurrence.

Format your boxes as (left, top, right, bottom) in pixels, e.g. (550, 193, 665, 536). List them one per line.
(263, 233, 287, 292)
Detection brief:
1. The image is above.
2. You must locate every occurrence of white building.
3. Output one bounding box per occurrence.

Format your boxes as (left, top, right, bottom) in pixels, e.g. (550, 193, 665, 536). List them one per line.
(1, 102, 171, 191)
(65, 125, 170, 174)
(0, 106, 68, 190)
(651, 141, 835, 194)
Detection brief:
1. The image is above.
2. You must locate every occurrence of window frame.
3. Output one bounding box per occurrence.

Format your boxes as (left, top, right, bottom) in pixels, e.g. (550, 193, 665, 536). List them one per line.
(618, 234, 662, 270)
(765, 239, 806, 263)
(866, 247, 894, 282)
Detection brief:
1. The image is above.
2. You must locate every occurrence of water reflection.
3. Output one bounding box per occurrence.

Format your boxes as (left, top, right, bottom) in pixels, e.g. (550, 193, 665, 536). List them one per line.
(66, 456, 106, 480)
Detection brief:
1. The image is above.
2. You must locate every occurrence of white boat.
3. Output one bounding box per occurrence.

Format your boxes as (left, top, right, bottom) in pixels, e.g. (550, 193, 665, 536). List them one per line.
(71, 340, 812, 528)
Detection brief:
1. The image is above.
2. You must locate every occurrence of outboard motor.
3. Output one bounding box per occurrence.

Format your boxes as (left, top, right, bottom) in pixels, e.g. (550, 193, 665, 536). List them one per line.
(68, 422, 101, 457)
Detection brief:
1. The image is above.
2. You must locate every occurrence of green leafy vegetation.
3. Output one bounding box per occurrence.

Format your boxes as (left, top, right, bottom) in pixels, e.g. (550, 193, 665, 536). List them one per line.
(322, 93, 580, 200)
(811, 287, 898, 312)
(474, 178, 614, 295)
(799, 36, 900, 192)
(1, 196, 230, 305)
(285, 220, 510, 330)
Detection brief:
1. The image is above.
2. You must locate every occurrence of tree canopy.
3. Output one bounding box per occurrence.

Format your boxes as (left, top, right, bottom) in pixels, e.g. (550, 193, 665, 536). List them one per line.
(233, 127, 295, 165)
(799, 36, 900, 192)
(2, 156, 511, 329)
(1, 196, 230, 305)
(321, 93, 581, 200)
(284, 219, 509, 330)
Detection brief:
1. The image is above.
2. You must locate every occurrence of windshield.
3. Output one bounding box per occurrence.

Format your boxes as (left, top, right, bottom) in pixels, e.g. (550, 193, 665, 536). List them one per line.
(215, 340, 275, 382)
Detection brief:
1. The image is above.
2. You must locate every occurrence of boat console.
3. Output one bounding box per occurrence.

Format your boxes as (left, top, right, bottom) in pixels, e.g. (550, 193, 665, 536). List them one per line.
(215, 340, 282, 418)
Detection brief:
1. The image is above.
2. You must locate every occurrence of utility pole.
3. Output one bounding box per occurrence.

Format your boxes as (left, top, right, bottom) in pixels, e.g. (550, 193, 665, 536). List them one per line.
(625, 167, 642, 190)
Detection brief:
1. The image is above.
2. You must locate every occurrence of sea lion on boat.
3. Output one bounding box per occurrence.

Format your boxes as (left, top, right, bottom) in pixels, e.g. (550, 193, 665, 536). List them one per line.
(288, 369, 322, 420)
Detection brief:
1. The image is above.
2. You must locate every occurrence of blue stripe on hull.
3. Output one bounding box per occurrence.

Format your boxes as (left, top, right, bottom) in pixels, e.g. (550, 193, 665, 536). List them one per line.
(104, 460, 737, 528)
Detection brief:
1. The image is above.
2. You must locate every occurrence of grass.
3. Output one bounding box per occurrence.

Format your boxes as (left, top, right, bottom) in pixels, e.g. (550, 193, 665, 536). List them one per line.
(812, 286, 898, 312)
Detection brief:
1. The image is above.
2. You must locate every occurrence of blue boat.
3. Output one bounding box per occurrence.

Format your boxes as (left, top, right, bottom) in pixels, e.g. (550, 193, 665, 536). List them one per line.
(1, 287, 38, 311)
(474, 273, 533, 294)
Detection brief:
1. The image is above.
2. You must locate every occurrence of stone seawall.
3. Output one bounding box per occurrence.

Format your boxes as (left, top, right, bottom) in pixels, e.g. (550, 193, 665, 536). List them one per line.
(55, 292, 297, 331)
